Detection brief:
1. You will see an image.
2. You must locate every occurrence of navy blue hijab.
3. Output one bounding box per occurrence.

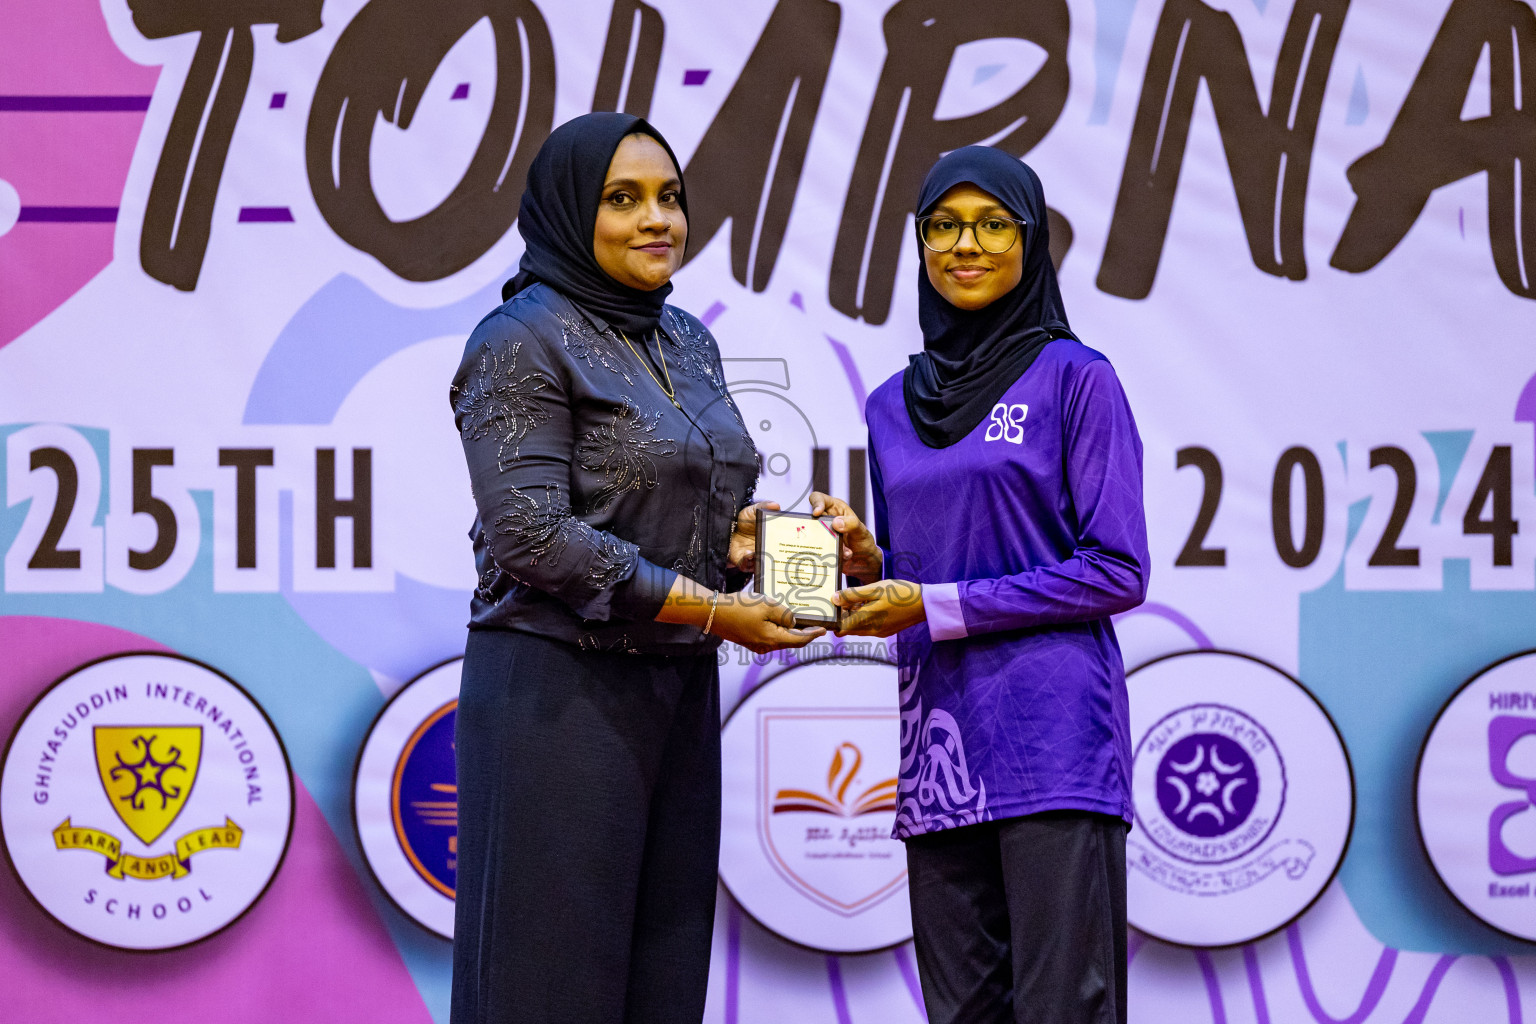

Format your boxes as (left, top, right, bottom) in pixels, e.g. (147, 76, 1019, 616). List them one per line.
(503, 112, 688, 336)
(904, 147, 1075, 448)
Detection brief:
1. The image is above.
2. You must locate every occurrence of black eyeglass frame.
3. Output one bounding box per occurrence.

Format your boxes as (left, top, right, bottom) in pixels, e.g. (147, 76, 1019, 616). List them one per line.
(915, 214, 1027, 254)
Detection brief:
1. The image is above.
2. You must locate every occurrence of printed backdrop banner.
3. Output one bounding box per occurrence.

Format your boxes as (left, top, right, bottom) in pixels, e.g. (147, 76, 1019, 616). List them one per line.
(2, 0, 1535, 1019)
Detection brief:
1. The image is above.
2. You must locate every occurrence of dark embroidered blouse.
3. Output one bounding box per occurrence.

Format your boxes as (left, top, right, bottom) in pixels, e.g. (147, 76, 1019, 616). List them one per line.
(450, 283, 759, 654)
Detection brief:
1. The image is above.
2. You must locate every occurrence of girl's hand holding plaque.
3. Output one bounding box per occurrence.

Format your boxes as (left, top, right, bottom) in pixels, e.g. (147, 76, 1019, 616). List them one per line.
(832, 580, 926, 637)
(807, 491, 883, 584)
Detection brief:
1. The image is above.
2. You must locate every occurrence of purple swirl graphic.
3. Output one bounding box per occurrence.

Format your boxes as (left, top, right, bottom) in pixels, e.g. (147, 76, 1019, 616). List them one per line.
(1137, 923, 1524, 1024)
(1114, 601, 1215, 649)
(1195, 951, 1228, 1024)
(826, 956, 853, 1024)
(1284, 927, 1396, 1024)
(892, 944, 927, 1016)
(722, 895, 931, 1022)
(725, 891, 1524, 1022)
(725, 902, 742, 1024)
(1494, 958, 1524, 1024)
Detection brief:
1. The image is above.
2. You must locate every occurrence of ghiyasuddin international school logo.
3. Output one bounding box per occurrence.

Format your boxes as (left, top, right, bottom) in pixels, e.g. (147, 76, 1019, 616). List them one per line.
(719, 659, 913, 954)
(1126, 651, 1354, 947)
(55, 725, 241, 881)
(355, 659, 460, 939)
(0, 654, 293, 950)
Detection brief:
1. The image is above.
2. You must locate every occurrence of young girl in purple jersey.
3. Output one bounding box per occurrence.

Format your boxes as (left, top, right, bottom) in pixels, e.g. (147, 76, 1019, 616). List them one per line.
(815, 146, 1149, 1024)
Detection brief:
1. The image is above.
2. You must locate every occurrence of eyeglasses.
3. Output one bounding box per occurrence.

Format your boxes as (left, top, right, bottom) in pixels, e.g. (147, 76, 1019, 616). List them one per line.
(916, 214, 1023, 254)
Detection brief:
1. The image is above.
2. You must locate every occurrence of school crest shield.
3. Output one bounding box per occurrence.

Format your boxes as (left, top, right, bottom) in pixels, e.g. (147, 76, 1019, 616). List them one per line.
(94, 726, 202, 845)
(759, 709, 906, 916)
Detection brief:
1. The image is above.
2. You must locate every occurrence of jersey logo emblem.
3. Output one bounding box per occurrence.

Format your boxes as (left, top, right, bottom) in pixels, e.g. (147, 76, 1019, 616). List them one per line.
(984, 403, 1028, 444)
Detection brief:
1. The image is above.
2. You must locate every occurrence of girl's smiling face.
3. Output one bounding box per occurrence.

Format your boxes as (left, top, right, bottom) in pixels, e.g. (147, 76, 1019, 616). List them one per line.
(921, 183, 1025, 311)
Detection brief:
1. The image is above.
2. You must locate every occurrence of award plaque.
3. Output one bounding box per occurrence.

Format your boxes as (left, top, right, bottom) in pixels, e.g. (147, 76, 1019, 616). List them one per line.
(754, 510, 842, 628)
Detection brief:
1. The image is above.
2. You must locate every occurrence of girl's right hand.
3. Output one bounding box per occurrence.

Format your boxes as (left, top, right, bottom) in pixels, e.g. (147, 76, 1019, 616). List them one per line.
(808, 491, 883, 584)
(710, 591, 825, 653)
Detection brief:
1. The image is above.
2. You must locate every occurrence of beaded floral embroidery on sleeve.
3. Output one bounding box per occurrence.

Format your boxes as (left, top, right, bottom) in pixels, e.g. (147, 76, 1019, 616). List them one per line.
(575, 399, 678, 512)
(453, 340, 554, 471)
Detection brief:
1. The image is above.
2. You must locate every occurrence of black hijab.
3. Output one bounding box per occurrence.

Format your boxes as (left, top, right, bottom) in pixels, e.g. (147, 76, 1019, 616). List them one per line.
(903, 147, 1075, 448)
(503, 112, 688, 336)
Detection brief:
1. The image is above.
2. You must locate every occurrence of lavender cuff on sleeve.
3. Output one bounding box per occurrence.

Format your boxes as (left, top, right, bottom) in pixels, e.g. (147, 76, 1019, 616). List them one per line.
(924, 582, 968, 641)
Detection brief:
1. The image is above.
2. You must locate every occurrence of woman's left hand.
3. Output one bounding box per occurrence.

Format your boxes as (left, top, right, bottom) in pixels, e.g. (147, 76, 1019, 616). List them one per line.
(833, 580, 925, 637)
(728, 501, 780, 572)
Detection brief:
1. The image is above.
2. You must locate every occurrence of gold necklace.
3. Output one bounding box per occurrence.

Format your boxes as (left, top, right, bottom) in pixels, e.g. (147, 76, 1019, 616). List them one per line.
(618, 329, 681, 410)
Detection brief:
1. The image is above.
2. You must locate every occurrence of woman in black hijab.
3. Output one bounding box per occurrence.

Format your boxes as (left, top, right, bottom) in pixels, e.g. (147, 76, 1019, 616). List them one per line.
(448, 112, 821, 1024)
(817, 147, 1149, 1024)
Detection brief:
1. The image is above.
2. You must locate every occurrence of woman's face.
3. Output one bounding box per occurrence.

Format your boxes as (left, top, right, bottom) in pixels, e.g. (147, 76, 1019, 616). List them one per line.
(921, 183, 1024, 311)
(593, 134, 687, 292)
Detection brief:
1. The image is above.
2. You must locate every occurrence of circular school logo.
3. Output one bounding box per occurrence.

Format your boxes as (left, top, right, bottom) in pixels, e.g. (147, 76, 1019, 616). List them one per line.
(719, 656, 910, 953)
(1127, 651, 1353, 947)
(1139, 707, 1283, 863)
(1417, 649, 1536, 942)
(354, 659, 460, 939)
(0, 653, 294, 950)
(1154, 732, 1261, 838)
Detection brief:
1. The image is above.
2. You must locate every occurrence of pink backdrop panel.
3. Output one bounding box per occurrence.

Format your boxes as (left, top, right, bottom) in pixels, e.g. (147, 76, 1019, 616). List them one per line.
(0, 0, 157, 346)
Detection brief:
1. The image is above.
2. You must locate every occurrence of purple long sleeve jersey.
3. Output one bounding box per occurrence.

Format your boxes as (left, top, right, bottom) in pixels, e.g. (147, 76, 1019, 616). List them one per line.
(866, 339, 1150, 840)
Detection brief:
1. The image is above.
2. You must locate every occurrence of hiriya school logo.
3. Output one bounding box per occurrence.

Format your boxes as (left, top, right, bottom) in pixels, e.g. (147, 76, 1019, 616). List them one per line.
(1417, 649, 1536, 942)
(1127, 651, 1353, 947)
(719, 657, 911, 953)
(0, 653, 293, 950)
(354, 658, 460, 939)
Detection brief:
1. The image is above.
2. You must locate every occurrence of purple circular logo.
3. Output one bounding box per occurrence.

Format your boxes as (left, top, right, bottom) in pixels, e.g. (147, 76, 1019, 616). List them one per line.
(392, 703, 457, 898)
(1155, 732, 1259, 838)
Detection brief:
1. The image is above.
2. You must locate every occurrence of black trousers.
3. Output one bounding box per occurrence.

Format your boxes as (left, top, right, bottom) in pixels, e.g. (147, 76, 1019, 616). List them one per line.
(905, 811, 1128, 1024)
(450, 630, 721, 1024)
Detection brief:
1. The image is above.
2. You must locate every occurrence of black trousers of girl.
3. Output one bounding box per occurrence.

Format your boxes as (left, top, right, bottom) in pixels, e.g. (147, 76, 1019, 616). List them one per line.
(451, 631, 720, 1024)
(905, 812, 1128, 1024)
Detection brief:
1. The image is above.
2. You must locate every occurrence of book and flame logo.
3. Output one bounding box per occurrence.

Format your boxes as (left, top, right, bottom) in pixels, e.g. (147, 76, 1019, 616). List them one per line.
(772, 743, 897, 818)
(758, 719, 906, 918)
